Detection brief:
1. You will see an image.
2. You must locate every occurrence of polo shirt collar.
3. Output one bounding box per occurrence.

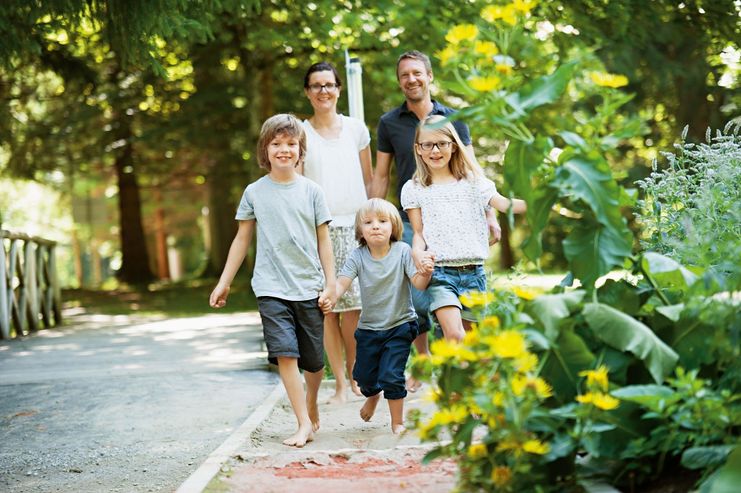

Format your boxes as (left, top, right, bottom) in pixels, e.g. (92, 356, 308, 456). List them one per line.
(399, 99, 445, 116)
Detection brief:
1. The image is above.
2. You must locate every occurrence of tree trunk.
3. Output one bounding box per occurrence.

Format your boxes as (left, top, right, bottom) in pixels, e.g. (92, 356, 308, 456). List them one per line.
(498, 213, 515, 270)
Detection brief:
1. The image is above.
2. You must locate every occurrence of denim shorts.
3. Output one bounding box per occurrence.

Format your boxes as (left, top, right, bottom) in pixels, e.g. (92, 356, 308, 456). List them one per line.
(428, 265, 486, 322)
(257, 296, 325, 372)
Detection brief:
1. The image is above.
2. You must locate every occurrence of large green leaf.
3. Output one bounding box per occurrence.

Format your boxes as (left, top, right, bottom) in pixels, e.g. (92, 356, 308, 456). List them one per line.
(527, 290, 586, 340)
(541, 328, 595, 403)
(563, 219, 633, 290)
(681, 445, 736, 470)
(583, 302, 679, 383)
(552, 155, 625, 229)
(505, 61, 577, 115)
(700, 445, 741, 493)
(611, 384, 679, 412)
(522, 186, 559, 261)
(641, 252, 699, 291)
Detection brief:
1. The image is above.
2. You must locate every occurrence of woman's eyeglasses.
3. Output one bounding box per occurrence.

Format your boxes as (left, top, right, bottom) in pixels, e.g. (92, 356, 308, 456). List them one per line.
(307, 83, 339, 93)
(417, 141, 455, 151)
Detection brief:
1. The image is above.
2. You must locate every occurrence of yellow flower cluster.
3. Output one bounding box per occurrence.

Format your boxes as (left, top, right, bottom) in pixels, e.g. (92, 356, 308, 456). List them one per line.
(467, 443, 488, 458)
(469, 75, 502, 92)
(484, 330, 527, 358)
(446, 24, 479, 44)
(579, 365, 609, 391)
(511, 374, 553, 399)
(491, 465, 512, 487)
(430, 337, 477, 363)
(522, 438, 550, 455)
(419, 404, 469, 438)
(437, 45, 458, 66)
(474, 40, 499, 57)
(512, 285, 542, 300)
(576, 391, 620, 410)
(589, 71, 629, 88)
(481, 4, 518, 26)
(460, 290, 496, 308)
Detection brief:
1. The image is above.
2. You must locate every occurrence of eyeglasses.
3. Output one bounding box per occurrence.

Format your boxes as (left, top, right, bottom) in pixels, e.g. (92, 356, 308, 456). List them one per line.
(417, 141, 455, 151)
(307, 83, 339, 93)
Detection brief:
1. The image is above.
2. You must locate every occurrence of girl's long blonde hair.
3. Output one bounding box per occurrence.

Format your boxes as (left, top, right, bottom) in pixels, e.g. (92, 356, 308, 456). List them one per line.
(413, 115, 482, 186)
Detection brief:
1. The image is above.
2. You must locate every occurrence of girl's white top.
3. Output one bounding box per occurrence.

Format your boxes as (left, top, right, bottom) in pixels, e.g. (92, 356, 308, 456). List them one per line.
(302, 115, 371, 227)
(401, 177, 496, 266)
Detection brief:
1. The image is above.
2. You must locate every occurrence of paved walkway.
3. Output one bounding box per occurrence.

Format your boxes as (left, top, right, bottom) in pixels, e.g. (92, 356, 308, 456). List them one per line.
(0, 310, 279, 493)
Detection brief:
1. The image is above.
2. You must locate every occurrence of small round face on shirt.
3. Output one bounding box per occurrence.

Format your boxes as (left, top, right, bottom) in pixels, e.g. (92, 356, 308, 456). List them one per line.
(360, 213, 394, 247)
(305, 70, 340, 113)
(416, 129, 456, 171)
(267, 132, 301, 171)
(397, 58, 432, 104)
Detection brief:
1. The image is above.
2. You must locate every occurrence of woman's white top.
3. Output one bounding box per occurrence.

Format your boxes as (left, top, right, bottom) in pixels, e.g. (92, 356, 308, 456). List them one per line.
(302, 115, 371, 227)
(401, 177, 496, 266)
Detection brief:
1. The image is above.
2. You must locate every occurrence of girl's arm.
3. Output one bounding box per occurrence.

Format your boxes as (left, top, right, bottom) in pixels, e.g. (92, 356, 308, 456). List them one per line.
(359, 145, 373, 198)
(489, 192, 527, 214)
(407, 208, 432, 270)
(209, 220, 254, 308)
(410, 261, 433, 291)
(316, 222, 337, 313)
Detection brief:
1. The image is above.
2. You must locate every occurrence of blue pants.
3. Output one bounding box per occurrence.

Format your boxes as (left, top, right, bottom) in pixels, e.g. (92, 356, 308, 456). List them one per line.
(402, 220, 431, 334)
(352, 321, 418, 400)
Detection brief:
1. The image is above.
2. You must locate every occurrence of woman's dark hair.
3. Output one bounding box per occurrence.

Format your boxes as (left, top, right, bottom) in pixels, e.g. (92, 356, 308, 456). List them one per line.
(303, 61, 342, 88)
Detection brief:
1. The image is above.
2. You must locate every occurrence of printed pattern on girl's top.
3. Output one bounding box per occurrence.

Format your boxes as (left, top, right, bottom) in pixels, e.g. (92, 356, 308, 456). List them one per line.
(401, 177, 496, 266)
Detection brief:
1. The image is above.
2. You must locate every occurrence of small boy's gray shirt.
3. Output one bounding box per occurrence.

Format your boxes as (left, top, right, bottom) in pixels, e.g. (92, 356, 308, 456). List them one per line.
(236, 174, 331, 301)
(338, 241, 417, 331)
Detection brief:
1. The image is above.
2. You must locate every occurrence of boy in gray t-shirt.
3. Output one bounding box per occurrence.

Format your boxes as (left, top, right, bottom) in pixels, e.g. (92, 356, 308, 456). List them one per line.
(336, 198, 433, 434)
(210, 114, 336, 448)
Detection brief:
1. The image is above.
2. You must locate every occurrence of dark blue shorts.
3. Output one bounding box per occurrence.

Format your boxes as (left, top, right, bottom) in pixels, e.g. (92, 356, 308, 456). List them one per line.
(352, 320, 418, 400)
(257, 297, 325, 373)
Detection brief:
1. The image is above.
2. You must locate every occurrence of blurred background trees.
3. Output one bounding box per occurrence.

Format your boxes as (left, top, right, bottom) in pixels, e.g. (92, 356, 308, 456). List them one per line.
(1, 0, 738, 288)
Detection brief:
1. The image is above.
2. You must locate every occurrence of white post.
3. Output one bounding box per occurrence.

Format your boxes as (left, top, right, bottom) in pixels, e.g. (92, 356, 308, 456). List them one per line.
(345, 50, 364, 121)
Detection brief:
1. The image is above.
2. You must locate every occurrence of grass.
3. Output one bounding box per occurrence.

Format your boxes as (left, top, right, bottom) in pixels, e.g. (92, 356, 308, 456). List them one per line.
(62, 279, 258, 317)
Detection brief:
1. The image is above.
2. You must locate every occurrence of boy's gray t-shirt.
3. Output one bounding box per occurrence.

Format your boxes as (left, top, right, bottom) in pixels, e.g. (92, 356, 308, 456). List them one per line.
(236, 174, 331, 301)
(338, 241, 417, 331)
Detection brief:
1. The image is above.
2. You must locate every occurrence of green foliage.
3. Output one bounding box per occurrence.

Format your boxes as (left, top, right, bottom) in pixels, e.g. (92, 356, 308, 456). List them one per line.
(635, 124, 741, 289)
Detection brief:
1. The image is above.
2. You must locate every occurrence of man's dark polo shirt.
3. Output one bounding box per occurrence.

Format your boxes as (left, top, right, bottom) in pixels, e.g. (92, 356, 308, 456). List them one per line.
(377, 100, 471, 221)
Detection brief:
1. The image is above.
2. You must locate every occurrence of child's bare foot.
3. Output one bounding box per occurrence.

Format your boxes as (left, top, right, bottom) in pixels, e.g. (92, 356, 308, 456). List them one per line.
(327, 389, 347, 405)
(359, 394, 381, 422)
(282, 425, 314, 447)
(392, 423, 406, 435)
(405, 376, 422, 393)
(350, 380, 363, 396)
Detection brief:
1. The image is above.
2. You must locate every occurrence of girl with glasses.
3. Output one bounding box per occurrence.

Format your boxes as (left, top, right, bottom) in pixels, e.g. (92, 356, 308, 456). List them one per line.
(401, 115, 527, 342)
(299, 61, 373, 404)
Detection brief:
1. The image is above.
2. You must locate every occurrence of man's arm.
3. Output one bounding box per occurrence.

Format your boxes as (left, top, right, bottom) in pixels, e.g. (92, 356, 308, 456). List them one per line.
(371, 150, 392, 199)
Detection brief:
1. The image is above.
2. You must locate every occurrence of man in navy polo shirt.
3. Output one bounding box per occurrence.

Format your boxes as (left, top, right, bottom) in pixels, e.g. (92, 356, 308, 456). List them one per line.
(371, 50, 500, 392)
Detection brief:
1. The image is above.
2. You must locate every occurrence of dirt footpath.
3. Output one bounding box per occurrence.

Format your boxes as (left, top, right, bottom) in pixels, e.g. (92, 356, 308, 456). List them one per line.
(207, 386, 458, 493)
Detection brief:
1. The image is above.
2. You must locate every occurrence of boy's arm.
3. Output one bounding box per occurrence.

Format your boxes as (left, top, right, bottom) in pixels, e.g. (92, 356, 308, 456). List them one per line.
(335, 276, 353, 301)
(489, 193, 527, 214)
(209, 220, 254, 308)
(316, 222, 337, 313)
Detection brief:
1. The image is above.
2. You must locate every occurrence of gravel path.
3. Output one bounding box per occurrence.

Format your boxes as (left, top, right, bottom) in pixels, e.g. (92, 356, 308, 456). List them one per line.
(0, 310, 278, 493)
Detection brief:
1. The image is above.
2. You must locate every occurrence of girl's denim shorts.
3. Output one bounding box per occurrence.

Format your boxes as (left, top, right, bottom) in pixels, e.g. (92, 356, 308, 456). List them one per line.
(428, 264, 486, 322)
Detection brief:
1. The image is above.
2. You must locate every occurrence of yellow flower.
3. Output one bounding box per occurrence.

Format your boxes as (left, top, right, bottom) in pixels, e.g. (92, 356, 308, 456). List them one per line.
(474, 40, 499, 57)
(533, 377, 553, 399)
(511, 374, 552, 399)
(492, 391, 506, 407)
(467, 443, 488, 458)
(495, 438, 519, 452)
(430, 338, 476, 361)
(491, 465, 512, 487)
(522, 439, 550, 455)
(513, 0, 538, 14)
(463, 328, 480, 346)
(495, 63, 514, 75)
(589, 71, 629, 88)
(480, 315, 500, 330)
(512, 285, 542, 300)
(428, 405, 469, 427)
(437, 45, 457, 67)
(446, 24, 478, 45)
(577, 392, 619, 410)
(579, 365, 610, 391)
(488, 330, 527, 359)
(514, 352, 539, 373)
(460, 290, 496, 308)
(502, 4, 518, 25)
(469, 76, 501, 92)
(482, 4, 518, 25)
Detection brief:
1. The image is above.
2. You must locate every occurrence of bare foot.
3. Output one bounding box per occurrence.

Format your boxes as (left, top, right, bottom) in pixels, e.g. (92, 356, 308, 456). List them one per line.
(282, 425, 314, 448)
(359, 394, 381, 422)
(392, 423, 406, 435)
(307, 397, 320, 432)
(327, 390, 347, 405)
(350, 381, 363, 397)
(405, 376, 422, 393)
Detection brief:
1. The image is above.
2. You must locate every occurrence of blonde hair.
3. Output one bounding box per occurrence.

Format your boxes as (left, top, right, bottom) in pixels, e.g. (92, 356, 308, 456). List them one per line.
(413, 115, 481, 186)
(256, 113, 306, 170)
(354, 198, 404, 246)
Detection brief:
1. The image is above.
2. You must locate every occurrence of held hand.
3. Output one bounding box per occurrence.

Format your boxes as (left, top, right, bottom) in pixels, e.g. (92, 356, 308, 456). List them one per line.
(419, 251, 435, 275)
(412, 248, 430, 271)
(209, 284, 230, 308)
(318, 289, 336, 315)
(488, 218, 502, 246)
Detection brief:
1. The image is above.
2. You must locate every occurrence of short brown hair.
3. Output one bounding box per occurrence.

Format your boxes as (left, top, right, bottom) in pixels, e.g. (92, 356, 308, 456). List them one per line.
(354, 198, 404, 246)
(256, 114, 306, 170)
(396, 50, 432, 80)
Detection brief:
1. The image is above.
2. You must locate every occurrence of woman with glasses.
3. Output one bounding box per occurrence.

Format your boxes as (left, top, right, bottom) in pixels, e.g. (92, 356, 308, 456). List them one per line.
(299, 61, 373, 404)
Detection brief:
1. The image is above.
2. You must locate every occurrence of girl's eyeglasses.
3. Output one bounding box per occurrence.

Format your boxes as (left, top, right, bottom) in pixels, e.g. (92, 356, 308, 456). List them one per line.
(307, 83, 339, 93)
(417, 141, 455, 151)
